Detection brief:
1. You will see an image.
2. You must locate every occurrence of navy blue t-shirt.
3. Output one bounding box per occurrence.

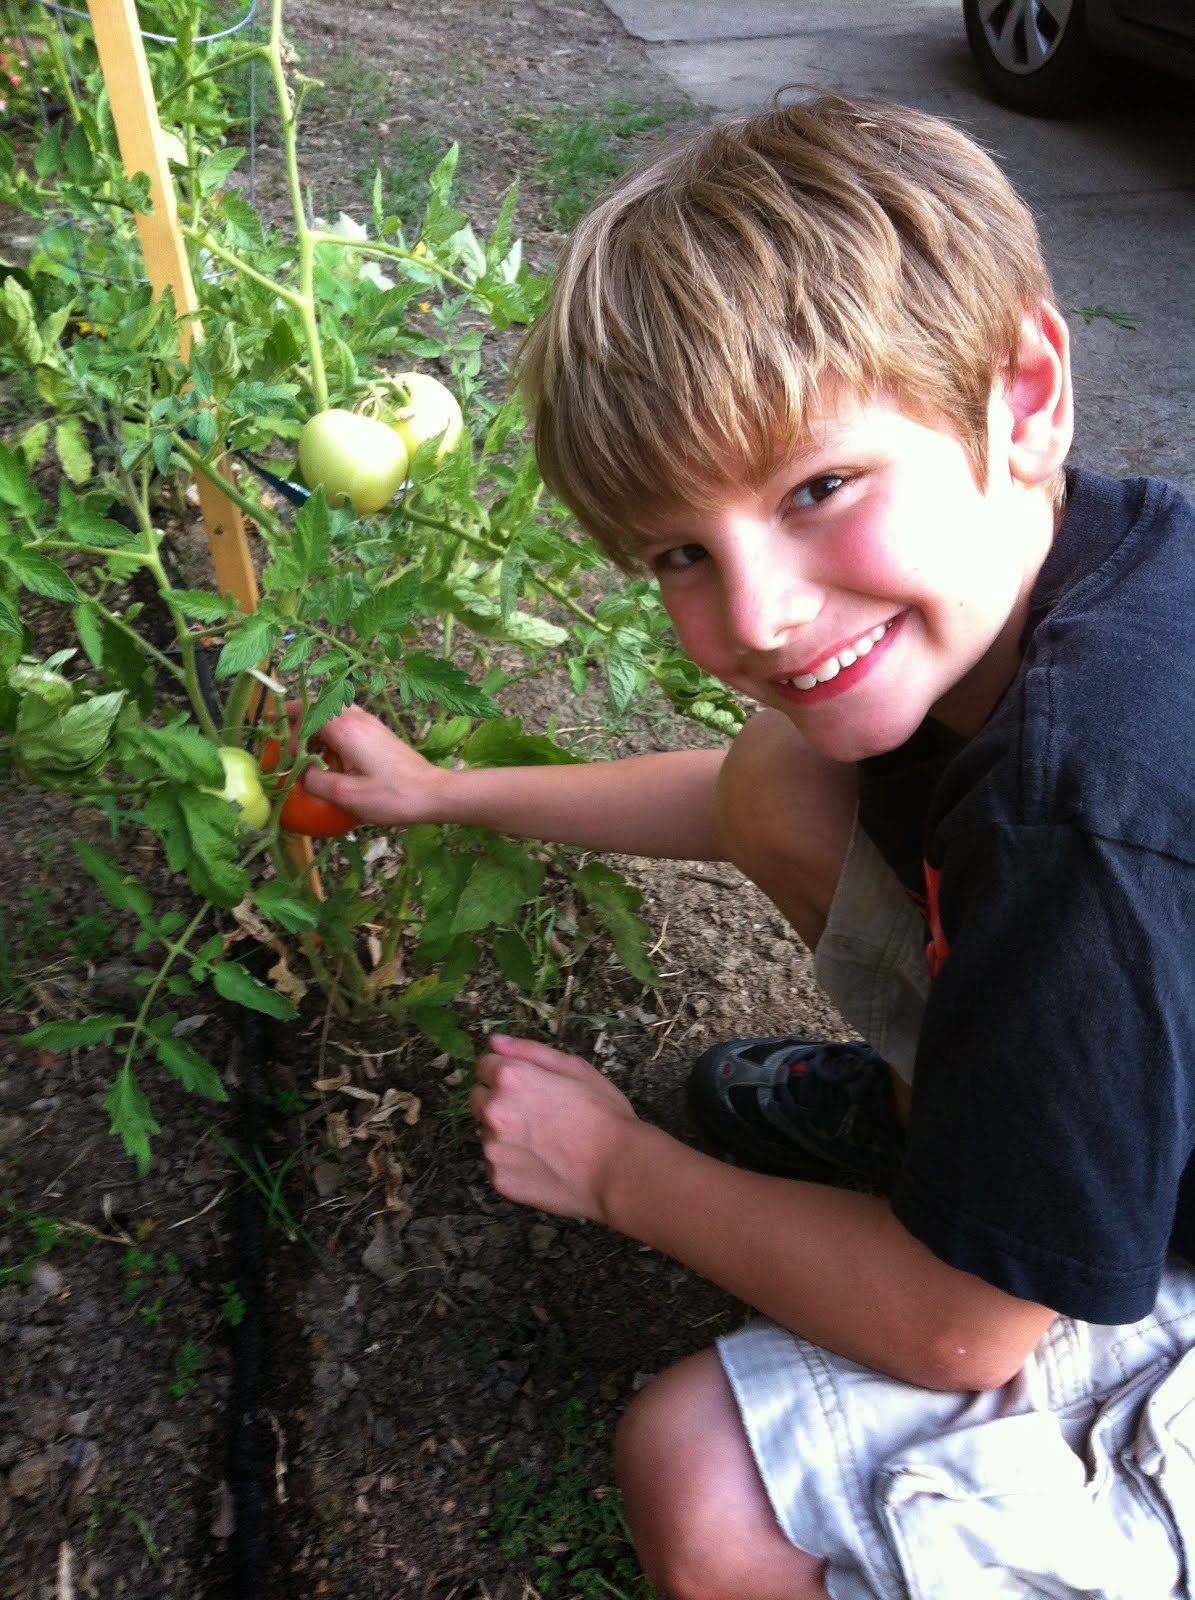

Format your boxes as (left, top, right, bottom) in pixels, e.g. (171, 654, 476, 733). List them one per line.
(878, 469, 1195, 1326)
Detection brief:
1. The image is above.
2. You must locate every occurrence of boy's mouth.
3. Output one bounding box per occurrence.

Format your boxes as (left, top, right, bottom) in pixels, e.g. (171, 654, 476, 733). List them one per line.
(781, 618, 898, 692)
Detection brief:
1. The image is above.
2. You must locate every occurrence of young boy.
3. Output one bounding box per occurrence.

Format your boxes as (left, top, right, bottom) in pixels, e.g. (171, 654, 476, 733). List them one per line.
(306, 97, 1195, 1599)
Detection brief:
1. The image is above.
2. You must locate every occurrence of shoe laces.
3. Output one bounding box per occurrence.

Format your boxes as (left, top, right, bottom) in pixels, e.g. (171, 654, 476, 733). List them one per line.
(778, 1043, 897, 1153)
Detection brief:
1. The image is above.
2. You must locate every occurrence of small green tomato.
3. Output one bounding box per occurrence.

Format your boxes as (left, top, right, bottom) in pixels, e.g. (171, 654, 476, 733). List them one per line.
(207, 747, 271, 831)
(297, 409, 410, 515)
(389, 371, 463, 465)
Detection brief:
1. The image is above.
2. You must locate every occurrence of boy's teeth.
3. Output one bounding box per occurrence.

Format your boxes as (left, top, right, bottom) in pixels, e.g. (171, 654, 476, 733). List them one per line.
(788, 622, 889, 691)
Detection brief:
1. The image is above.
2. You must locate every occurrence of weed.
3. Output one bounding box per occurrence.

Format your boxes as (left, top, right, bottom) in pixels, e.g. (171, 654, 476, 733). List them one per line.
(219, 1279, 246, 1326)
(480, 1395, 658, 1599)
(0, 1196, 62, 1285)
(0, 884, 114, 1006)
(169, 1336, 202, 1398)
(209, 1130, 314, 1248)
(516, 99, 687, 232)
(1074, 304, 1138, 330)
(315, 48, 392, 120)
(85, 1493, 161, 1564)
(357, 126, 451, 225)
(270, 1084, 307, 1116)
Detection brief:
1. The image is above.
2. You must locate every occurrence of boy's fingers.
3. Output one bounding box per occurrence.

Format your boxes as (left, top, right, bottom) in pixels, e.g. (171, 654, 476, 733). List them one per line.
(484, 1034, 592, 1079)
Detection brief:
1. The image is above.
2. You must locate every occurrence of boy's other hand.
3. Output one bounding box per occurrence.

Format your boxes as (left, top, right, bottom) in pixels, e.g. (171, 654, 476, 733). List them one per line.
(471, 1035, 638, 1221)
(297, 703, 449, 827)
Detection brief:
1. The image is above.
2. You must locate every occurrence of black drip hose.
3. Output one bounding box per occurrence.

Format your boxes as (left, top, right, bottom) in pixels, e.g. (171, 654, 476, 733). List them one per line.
(185, 633, 275, 1596)
(228, 979, 273, 1598)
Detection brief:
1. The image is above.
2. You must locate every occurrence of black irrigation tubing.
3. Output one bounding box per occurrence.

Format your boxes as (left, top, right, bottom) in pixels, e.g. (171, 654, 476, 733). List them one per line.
(235, 447, 311, 508)
(227, 958, 274, 1600)
(184, 620, 276, 1597)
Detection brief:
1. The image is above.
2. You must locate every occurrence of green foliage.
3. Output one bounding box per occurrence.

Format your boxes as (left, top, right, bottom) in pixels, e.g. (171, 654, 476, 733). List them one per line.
(0, 881, 113, 1004)
(219, 1279, 246, 1325)
(481, 1396, 657, 1599)
(356, 126, 448, 224)
(0, 2, 740, 1174)
(0, 1196, 66, 1286)
(169, 1335, 202, 1397)
(516, 99, 687, 232)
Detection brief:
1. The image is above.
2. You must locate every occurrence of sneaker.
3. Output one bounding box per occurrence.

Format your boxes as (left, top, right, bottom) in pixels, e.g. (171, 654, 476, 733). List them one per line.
(687, 1035, 904, 1187)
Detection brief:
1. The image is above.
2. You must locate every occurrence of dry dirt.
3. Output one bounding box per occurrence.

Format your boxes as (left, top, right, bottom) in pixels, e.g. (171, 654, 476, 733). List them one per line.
(0, 6, 852, 1597)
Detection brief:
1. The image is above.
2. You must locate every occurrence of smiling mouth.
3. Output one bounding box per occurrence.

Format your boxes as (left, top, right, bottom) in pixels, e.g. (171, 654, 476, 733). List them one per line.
(782, 620, 896, 691)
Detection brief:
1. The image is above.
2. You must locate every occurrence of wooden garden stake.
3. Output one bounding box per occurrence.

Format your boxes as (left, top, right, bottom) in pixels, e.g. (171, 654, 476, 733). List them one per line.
(85, 0, 322, 890)
(85, 0, 259, 612)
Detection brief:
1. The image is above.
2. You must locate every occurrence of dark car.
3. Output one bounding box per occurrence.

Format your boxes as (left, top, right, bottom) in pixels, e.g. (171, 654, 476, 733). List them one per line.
(963, 0, 1195, 114)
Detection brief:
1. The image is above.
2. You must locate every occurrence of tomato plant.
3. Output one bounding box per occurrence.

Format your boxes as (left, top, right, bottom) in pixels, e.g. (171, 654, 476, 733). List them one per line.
(0, 0, 744, 1173)
(260, 738, 358, 838)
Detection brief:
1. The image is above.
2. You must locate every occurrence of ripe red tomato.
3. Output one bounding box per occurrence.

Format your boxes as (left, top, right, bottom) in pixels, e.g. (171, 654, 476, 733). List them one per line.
(260, 737, 359, 838)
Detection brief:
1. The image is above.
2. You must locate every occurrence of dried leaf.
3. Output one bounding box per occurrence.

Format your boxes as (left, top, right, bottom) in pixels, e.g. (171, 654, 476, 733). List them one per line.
(326, 1110, 352, 1150)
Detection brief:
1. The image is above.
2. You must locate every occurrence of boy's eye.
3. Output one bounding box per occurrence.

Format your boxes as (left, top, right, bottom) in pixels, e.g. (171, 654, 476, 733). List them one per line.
(654, 542, 707, 572)
(790, 473, 846, 510)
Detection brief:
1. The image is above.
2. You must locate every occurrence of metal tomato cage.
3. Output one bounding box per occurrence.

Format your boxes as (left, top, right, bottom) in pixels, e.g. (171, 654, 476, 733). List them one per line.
(7, 0, 259, 303)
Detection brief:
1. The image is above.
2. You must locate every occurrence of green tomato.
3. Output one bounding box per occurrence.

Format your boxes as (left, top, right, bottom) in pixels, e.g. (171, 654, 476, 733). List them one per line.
(388, 371, 463, 465)
(207, 747, 271, 831)
(161, 130, 189, 167)
(297, 409, 410, 515)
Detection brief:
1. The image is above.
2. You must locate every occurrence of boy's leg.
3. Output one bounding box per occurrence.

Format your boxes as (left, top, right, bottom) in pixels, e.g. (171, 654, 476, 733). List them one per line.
(714, 709, 857, 953)
(614, 1348, 830, 1600)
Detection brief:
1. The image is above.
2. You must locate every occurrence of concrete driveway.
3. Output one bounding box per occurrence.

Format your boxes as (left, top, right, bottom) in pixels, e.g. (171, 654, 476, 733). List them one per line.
(602, 0, 1194, 493)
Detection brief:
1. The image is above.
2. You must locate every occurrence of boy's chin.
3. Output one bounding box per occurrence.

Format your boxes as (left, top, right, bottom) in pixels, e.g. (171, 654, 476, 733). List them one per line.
(781, 704, 928, 764)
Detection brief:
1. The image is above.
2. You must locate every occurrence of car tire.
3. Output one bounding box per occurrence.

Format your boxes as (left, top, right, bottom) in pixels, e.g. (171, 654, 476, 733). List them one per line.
(962, 0, 1107, 115)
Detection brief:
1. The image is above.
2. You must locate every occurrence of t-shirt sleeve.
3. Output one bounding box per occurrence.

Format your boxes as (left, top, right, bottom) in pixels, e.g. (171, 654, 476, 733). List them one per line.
(890, 821, 1195, 1325)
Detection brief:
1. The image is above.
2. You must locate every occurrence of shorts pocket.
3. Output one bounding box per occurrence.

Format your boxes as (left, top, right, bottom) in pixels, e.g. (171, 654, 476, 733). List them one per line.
(1130, 1344, 1195, 1597)
(874, 1408, 1180, 1600)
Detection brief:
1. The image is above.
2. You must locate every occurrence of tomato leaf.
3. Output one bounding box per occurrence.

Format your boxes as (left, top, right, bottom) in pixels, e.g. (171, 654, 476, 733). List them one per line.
(122, 723, 224, 785)
(104, 1064, 161, 1177)
(141, 788, 250, 908)
(571, 862, 659, 985)
(461, 716, 583, 768)
(20, 1015, 126, 1049)
(214, 613, 281, 678)
(0, 539, 79, 601)
(75, 839, 155, 920)
(155, 1035, 228, 1100)
(253, 880, 321, 933)
(212, 960, 298, 1020)
(394, 651, 499, 717)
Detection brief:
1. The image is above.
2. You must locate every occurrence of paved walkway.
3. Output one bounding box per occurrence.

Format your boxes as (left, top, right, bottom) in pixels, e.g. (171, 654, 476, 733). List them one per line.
(602, 0, 1194, 492)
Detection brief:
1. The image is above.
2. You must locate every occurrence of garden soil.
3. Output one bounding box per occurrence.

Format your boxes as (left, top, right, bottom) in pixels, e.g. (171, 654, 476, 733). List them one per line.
(0, 5, 854, 1596)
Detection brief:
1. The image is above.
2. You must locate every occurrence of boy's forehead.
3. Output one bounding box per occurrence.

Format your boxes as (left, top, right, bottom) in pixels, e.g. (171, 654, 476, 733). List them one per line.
(633, 389, 871, 535)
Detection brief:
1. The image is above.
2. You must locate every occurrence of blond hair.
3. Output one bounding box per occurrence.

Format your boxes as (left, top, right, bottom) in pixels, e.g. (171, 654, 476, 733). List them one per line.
(518, 95, 1055, 567)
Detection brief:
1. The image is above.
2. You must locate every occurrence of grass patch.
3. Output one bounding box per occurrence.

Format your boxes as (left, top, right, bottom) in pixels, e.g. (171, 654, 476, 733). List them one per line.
(480, 1395, 658, 1599)
(516, 99, 687, 232)
(0, 884, 113, 1007)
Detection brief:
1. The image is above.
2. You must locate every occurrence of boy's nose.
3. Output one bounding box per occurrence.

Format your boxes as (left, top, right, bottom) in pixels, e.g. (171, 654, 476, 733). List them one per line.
(723, 560, 821, 655)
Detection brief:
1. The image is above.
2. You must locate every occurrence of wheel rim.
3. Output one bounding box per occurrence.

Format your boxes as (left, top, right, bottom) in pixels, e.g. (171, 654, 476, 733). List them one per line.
(975, 0, 1076, 74)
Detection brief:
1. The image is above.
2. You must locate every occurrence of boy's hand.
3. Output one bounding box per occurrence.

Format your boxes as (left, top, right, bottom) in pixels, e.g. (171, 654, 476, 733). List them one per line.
(297, 703, 450, 827)
(470, 1035, 638, 1221)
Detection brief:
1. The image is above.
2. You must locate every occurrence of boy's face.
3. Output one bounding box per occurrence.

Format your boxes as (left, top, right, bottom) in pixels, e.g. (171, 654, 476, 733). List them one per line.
(638, 386, 1058, 763)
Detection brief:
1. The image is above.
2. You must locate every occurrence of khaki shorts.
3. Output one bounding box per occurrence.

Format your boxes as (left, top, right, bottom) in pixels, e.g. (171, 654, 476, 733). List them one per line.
(718, 819, 1195, 1599)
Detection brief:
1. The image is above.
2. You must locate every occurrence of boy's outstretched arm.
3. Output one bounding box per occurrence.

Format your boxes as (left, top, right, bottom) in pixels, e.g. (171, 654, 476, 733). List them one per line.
(301, 703, 729, 860)
(471, 1036, 1057, 1393)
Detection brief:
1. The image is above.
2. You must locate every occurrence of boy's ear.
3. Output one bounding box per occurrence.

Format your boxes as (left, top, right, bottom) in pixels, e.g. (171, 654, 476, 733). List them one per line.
(1001, 302, 1074, 488)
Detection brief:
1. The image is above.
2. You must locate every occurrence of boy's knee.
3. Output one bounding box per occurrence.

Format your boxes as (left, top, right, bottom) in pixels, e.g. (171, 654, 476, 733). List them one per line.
(614, 1353, 829, 1600)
